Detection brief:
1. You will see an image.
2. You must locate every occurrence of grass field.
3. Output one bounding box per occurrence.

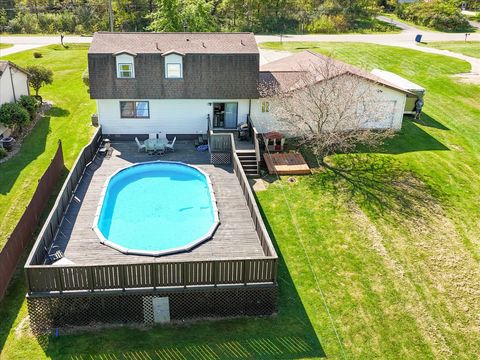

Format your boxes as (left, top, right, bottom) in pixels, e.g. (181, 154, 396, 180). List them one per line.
(0, 43, 479, 359)
(0, 43, 13, 49)
(421, 41, 480, 58)
(0, 44, 95, 249)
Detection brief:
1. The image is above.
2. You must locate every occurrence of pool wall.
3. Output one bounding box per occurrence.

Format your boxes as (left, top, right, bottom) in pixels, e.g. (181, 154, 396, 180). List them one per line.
(92, 161, 220, 256)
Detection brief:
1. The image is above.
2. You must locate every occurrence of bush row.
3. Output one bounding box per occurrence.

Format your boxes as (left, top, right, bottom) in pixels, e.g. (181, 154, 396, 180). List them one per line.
(0, 96, 40, 135)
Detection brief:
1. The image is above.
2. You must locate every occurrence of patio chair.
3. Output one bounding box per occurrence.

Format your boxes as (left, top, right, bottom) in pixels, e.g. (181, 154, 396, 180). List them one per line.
(135, 137, 146, 152)
(165, 136, 176, 152)
(149, 133, 157, 140)
(158, 132, 167, 141)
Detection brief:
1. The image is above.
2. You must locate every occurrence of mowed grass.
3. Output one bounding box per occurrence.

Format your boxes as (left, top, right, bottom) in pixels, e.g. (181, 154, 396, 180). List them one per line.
(421, 41, 480, 58)
(258, 42, 480, 358)
(1, 43, 479, 359)
(0, 44, 95, 249)
(0, 43, 13, 49)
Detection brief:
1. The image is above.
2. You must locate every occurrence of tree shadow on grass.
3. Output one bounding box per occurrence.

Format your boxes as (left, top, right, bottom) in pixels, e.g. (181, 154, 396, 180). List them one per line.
(378, 118, 449, 155)
(308, 154, 435, 221)
(47, 107, 70, 118)
(0, 117, 50, 195)
(35, 208, 326, 359)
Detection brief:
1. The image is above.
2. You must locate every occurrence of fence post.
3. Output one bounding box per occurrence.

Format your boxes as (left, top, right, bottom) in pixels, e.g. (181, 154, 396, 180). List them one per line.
(183, 262, 188, 288)
(152, 264, 157, 290)
(243, 260, 248, 286)
(88, 267, 95, 292)
(56, 267, 63, 293)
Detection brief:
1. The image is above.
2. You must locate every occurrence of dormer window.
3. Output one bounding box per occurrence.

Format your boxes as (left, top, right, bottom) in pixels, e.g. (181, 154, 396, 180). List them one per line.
(162, 51, 184, 79)
(113, 50, 136, 79)
(118, 63, 133, 78)
(166, 63, 182, 78)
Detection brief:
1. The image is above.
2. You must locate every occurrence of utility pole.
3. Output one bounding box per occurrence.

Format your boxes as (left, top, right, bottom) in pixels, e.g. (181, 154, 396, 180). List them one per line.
(108, 0, 114, 32)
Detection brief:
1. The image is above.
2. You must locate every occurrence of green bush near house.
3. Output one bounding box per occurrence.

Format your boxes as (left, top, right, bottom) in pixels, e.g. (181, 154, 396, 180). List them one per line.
(0, 148, 7, 159)
(0, 102, 30, 133)
(18, 95, 40, 120)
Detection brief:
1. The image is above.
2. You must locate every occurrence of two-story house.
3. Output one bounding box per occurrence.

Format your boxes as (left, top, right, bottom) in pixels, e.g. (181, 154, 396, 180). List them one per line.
(88, 32, 259, 139)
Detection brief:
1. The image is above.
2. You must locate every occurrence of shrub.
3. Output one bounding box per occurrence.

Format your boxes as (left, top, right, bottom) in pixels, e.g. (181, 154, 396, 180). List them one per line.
(0, 102, 30, 133)
(0, 147, 7, 159)
(25, 65, 54, 99)
(18, 95, 40, 119)
(33, 52, 43, 58)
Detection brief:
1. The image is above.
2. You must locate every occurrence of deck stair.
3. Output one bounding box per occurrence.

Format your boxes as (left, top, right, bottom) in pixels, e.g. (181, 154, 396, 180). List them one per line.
(236, 150, 259, 177)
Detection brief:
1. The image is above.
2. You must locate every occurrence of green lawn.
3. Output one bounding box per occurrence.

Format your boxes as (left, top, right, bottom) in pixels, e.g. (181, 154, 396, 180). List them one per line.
(0, 44, 95, 248)
(421, 41, 480, 58)
(1, 43, 480, 359)
(0, 43, 13, 49)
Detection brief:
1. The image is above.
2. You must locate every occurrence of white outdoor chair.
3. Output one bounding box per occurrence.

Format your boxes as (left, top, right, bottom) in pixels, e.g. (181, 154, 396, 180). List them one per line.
(149, 133, 157, 140)
(158, 133, 167, 141)
(165, 136, 176, 152)
(135, 137, 146, 152)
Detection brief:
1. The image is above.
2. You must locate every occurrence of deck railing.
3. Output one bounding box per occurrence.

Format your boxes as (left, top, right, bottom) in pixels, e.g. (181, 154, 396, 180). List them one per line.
(25, 126, 277, 295)
(25, 127, 102, 267)
(25, 258, 277, 293)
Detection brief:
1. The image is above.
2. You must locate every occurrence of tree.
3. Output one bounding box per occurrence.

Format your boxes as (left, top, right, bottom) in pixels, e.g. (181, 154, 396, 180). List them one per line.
(259, 54, 394, 164)
(0, 8, 8, 32)
(147, 0, 217, 32)
(26, 65, 53, 100)
(0, 102, 30, 133)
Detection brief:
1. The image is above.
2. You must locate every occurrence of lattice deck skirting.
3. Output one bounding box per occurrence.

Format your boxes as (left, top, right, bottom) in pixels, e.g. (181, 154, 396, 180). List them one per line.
(210, 152, 231, 164)
(27, 285, 278, 334)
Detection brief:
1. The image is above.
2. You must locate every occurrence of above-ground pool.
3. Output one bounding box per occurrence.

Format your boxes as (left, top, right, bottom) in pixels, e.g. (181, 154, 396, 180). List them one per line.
(93, 161, 220, 256)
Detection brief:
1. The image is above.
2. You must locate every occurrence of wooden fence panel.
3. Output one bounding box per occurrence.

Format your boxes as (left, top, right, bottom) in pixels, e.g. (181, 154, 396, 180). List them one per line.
(0, 141, 64, 300)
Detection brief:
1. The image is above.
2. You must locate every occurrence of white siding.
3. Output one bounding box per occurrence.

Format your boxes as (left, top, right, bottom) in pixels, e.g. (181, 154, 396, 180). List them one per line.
(97, 99, 250, 135)
(115, 54, 135, 78)
(251, 80, 406, 134)
(0, 64, 29, 105)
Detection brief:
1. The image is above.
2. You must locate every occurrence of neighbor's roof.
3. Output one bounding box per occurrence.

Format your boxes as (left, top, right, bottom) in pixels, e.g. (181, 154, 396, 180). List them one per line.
(0, 60, 29, 78)
(260, 51, 411, 94)
(371, 69, 425, 92)
(88, 32, 259, 55)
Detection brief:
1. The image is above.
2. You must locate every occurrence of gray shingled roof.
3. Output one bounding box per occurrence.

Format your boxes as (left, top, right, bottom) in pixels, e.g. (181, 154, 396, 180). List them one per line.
(89, 32, 259, 55)
(260, 51, 411, 94)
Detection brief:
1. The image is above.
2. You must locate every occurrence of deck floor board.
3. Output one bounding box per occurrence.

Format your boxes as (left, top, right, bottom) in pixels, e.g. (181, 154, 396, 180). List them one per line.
(49, 141, 266, 265)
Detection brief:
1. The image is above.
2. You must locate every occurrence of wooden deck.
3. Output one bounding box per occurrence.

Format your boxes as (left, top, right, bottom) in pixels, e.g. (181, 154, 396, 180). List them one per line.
(49, 141, 266, 265)
(264, 153, 311, 175)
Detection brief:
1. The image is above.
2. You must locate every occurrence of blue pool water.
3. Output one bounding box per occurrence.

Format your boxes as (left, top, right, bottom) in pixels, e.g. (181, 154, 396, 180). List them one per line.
(95, 162, 219, 256)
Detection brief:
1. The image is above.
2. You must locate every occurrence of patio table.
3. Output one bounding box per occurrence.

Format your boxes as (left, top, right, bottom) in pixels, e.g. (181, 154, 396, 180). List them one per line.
(145, 138, 167, 154)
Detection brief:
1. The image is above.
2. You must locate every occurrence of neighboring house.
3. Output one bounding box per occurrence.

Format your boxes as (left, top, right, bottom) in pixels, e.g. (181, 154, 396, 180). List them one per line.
(88, 32, 259, 138)
(251, 51, 410, 134)
(88, 33, 409, 139)
(0, 60, 30, 138)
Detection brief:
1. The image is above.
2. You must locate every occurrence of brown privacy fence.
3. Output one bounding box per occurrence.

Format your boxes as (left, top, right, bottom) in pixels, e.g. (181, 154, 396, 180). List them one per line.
(26, 127, 103, 267)
(0, 141, 64, 300)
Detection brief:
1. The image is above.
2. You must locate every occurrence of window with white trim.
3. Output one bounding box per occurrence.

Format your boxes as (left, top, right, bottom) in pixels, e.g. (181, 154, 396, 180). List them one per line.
(118, 63, 134, 78)
(120, 101, 149, 118)
(166, 63, 182, 78)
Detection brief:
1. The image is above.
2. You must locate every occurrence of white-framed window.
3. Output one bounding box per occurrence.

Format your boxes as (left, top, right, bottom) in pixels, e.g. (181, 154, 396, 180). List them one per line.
(261, 101, 270, 113)
(118, 63, 134, 78)
(166, 63, 182, 78)
(120, 101, 149, 118)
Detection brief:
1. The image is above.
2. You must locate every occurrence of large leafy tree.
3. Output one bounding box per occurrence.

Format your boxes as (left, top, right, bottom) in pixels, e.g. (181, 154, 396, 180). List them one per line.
(147, 0, 217, 32)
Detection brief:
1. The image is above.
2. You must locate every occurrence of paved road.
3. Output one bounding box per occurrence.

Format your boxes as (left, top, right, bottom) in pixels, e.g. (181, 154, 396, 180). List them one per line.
(1, 18, 478, 77)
